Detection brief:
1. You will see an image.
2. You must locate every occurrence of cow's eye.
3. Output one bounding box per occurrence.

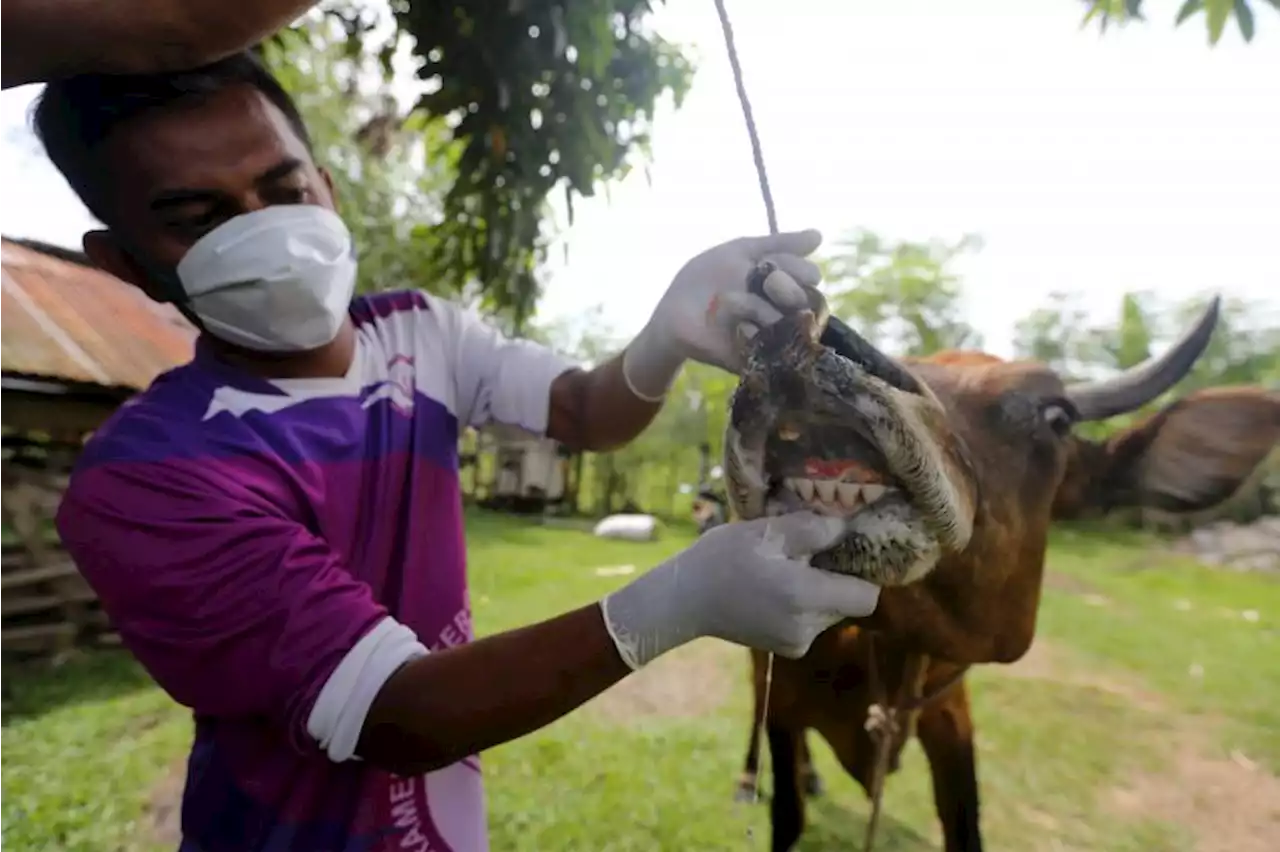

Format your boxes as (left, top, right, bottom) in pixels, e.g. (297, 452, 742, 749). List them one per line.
(1040, 399, 1076, 437)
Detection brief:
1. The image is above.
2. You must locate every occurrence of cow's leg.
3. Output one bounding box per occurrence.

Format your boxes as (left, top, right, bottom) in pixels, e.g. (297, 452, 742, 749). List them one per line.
(798, 735, 825, 798)
(738, 727, 824, 804)
(767, 724, 806, 852)
(916, 679, 982, 852)
(736, 650, 770, 803)
(735, 718, 763, 802)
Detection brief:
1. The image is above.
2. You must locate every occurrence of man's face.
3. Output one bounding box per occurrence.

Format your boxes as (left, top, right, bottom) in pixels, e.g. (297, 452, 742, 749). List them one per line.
(85, 83, 337, 302)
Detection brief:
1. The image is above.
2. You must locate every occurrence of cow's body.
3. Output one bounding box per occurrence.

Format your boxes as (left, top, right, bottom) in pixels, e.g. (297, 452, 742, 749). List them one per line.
(724, 303, 1280, 851)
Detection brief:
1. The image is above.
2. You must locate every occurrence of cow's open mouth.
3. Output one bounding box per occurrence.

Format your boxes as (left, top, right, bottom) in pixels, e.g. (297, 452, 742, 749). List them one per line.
(762, 423, 903, 517)
(726, 306, 973, 586)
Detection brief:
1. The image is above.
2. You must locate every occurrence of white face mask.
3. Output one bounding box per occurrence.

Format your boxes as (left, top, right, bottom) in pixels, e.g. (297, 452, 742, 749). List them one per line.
(175, 204, 358, 352)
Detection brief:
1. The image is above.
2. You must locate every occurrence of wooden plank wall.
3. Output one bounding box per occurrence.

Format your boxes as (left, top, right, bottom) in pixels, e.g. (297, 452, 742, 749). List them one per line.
(1, 542, 115, 654)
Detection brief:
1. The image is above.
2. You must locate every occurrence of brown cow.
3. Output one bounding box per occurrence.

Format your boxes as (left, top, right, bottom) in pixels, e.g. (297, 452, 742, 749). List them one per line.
(723, 300, 1280, 852)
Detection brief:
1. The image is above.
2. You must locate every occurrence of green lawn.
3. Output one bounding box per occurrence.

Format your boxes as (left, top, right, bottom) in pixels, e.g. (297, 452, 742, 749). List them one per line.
(3, 510, 1277, 851)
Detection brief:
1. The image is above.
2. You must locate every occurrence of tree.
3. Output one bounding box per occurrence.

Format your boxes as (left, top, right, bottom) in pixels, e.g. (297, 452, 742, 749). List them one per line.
(1169, 291, 1280, 391)
(262, 24, 457, 300)
(269, 0, 695, 329)
(1065, 290, 1163, 376)
(821, 230, 984, 358)
(1081, 0, 1279, 46)
(1011, 290, 1099, 377)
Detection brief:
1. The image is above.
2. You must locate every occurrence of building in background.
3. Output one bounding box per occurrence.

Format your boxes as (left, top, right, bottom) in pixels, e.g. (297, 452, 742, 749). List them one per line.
(2, 237, 196, 660)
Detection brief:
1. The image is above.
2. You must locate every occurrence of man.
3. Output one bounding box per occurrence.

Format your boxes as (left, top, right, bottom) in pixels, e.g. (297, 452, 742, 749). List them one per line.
(693, 488, 729, 534)
(39, 53, 881, 851)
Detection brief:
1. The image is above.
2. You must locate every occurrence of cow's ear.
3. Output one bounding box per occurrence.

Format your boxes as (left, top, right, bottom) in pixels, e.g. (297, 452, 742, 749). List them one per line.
(1103, 387, 1280, 514)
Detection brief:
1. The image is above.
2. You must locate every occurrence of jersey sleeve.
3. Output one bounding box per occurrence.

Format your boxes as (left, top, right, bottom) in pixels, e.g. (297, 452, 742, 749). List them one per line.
(55, 456, 391, 757)
(422, 291, 579, 435)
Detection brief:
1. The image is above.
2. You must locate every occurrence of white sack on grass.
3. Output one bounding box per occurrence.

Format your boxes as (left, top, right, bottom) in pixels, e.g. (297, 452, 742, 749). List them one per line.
(592, 514, 659, 542)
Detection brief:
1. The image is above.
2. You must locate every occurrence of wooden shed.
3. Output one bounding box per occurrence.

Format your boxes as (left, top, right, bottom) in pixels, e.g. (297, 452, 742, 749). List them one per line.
(1, 237, 196, 658)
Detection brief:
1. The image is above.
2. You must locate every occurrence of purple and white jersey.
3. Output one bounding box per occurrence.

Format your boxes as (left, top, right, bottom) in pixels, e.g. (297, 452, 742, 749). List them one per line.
(55, 290, 576, 852)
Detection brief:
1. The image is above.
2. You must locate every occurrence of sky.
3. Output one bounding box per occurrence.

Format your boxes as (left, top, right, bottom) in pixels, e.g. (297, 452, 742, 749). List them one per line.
(2, 0, 1278, 358)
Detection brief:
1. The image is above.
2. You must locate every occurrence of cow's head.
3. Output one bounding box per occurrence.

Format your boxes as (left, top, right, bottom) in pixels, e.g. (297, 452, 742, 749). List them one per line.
(726, 292, 1279, 663)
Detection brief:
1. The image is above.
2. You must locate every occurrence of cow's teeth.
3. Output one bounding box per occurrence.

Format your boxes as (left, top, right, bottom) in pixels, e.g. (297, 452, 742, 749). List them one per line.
(862, 484, 886, 503)
(837, 483, 862, 509)
(814, 479, 837, 503)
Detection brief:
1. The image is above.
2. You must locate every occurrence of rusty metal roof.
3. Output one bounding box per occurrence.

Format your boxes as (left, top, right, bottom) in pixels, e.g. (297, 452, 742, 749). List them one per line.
(1, 238, 196, 393)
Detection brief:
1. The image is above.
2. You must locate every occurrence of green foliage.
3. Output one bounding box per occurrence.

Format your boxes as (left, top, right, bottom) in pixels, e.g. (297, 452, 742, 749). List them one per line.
(278, 0, 695, 328)
(262, 24, 459, 299)
(1113, 292, 1156, 369)
(1081, 0, 1280, 45)
(1011, 290, 1100, 377)
(821, 230, 985, 358)
(1170, 292, 1280, 391)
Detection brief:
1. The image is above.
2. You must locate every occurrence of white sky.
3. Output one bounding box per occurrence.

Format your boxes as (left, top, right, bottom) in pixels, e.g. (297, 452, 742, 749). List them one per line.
(2, 0, 1278, 357)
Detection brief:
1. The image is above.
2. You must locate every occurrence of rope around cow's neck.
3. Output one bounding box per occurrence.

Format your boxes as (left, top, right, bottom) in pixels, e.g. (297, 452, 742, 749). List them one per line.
(710, 4, 894, 850)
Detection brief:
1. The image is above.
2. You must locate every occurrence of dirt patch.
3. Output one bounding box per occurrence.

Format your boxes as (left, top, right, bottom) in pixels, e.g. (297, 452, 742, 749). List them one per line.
(146, 759, 186, 848)
(1008, 642, 1280, 850)
(1000, 639, 1164, 713)
(1107, 741, 1280, 852)
(1042, 570, 1102, 596)
(584, 638, 740, 724)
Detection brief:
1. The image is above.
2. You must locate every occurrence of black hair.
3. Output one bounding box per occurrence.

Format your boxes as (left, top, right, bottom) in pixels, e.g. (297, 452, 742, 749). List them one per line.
(33, 50, 312, 224)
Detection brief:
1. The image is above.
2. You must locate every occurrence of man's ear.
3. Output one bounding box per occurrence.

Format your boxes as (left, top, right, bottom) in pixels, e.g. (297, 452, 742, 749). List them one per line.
(319, 166, 339, 214)
(83, 230, 159, 296)
(1102, 387, 1280, 514)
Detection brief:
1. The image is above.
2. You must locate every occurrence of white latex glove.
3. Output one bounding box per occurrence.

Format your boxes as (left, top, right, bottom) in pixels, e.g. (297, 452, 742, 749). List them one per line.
(599, 511, 881, 670)
(621, 229, 825, 402)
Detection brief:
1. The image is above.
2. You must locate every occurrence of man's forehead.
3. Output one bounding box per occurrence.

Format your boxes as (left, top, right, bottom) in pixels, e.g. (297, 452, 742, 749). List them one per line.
(97, 84, 310, 195)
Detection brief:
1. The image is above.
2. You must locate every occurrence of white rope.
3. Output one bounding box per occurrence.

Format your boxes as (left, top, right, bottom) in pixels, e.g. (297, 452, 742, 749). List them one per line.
(712, 0, 779, 237)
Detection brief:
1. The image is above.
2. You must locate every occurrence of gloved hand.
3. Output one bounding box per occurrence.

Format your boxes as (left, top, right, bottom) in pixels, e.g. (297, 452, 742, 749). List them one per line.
(621, 229, 825, 401)
(599, 511, 881, 669)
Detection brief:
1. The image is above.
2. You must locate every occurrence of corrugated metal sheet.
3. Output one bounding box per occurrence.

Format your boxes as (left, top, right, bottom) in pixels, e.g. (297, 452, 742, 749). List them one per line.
(1, 238, 196, 393)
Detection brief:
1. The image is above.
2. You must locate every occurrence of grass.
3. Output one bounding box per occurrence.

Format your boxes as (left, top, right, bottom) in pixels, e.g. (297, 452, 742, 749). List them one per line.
(3, 510, 1276, 851)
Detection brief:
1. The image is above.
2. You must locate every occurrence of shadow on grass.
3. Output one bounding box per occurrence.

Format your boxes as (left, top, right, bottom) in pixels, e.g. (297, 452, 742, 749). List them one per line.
(795, 796, 936, 851)
(1, 648, 156, 724)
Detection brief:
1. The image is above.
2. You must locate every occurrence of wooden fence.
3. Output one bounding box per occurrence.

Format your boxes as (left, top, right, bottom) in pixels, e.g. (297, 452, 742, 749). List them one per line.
(1, 541, 118, 654)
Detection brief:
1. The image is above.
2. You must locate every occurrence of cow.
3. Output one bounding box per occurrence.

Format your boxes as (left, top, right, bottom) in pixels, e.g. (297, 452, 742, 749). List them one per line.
(722, 297, 1280, 852)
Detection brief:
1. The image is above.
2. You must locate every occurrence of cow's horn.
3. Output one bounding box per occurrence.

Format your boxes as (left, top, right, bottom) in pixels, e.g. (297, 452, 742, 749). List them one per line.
(1066, 295, 1221, 422)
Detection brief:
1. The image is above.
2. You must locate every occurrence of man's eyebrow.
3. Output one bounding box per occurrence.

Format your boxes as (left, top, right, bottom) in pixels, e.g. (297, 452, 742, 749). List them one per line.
(257, 158, 305, 185)
(149, 188, 220, 212)
(147, 159, 307, 212)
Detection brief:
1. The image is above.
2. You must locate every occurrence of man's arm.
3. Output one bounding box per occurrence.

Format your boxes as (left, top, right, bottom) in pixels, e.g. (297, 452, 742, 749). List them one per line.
(2, 0, 318, 89)
(358, 604, 628, 775)
(430, 293, 662, 453)
(545, 355, 664, 453)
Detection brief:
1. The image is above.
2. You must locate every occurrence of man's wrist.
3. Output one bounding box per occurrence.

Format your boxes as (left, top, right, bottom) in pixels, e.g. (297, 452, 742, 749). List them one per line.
(620, 325, 685, 403)
(599, 559, 702, 670)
